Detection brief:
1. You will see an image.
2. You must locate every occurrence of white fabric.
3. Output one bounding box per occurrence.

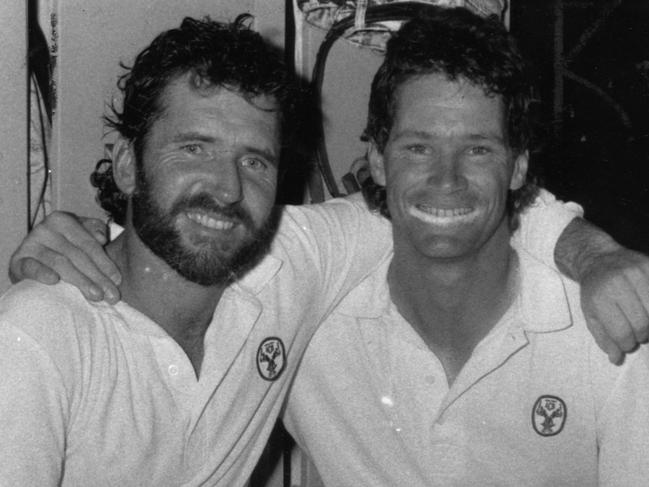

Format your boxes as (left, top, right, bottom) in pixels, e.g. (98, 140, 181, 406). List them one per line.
(0, 195, 390, 487)
(510, 188, 583, 267)
(0, 191, 581, 486)
(283, 199, 649, 486)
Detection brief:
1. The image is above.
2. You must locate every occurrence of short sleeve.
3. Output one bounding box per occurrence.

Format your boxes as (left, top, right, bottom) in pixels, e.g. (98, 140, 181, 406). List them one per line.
(512, 188, 584, 268)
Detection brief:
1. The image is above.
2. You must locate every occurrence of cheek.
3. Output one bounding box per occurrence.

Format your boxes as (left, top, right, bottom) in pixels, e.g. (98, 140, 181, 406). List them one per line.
(243, 173, 278, 215)
(252, 169, 278, 197)
(384, 166, 423, 203)
(148, 170, 191, 205)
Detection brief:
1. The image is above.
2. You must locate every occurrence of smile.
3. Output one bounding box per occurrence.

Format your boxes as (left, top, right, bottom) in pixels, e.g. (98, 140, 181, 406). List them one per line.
(185, 211, 236, 230)
(409, 204, 477, 226)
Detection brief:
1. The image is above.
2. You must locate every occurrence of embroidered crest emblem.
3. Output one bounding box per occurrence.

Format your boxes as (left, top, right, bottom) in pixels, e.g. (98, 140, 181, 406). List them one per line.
(256, 337, 286, 381)
(532, 395, 567, 437)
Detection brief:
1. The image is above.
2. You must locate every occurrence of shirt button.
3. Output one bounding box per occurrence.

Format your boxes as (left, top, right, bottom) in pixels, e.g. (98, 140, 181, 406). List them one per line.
(168, 364, 179, 376)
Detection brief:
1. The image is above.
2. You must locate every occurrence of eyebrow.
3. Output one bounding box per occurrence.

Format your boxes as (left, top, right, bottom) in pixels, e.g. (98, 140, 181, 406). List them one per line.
(171, 131, 279, 165)
(170, 131, 217, 144)
(392, 129, 505, 145)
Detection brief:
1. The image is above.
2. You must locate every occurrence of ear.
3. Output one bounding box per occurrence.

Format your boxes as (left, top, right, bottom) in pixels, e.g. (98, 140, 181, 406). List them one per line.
(111, 137, 137, 196)
(367, 140, 387, 187)
(509, 150, 529, 191)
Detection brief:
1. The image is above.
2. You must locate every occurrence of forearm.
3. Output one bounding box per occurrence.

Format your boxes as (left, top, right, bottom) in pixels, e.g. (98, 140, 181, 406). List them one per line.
(553, 217, 649, 361)
(554, 217, 621, 282)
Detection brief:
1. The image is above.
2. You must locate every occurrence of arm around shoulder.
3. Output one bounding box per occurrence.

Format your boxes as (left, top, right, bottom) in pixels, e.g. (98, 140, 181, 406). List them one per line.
(516, 189, 649, 362)
(8, 210, 121, 304)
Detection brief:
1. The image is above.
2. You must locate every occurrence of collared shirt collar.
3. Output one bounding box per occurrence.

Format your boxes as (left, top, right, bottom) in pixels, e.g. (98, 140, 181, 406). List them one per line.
(230, 251, 283, 297)
(336, 247, 575, 335)
(335, 251, 394, 319)
(513, 248, 574, 334)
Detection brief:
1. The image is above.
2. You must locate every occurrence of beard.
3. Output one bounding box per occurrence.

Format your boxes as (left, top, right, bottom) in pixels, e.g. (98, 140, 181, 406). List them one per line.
(131, 168, 280, 286)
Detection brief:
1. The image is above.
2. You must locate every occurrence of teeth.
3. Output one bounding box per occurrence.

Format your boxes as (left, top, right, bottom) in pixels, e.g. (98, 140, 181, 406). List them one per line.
(417, 205, 473, 217)
(409, 205, 476, 225)
(186, 212, 235, 230)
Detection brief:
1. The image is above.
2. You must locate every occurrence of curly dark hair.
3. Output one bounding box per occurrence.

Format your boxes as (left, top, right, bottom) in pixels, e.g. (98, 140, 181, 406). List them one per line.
(362, 6, 540, 225)
(91, 14, 304, 224)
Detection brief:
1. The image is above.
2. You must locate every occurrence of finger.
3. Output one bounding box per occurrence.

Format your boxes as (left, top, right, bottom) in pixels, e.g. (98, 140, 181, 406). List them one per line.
(80, 217, 109, 245)
(15, 257, 61, 285)
(18, 227, 120, 303)
(606, 272, 649, 345)
(620, 296, 649, 344)
(70, 234, 122, 287)
(597, 328, 624, 365)
(62, 217, 122, 286)
(586, 316, 624, 364)
(607, 344, 624, 366)
(38, 248, 109, 302)
(609, 314, 638, 353)
(47, 243, 121, 303)
(626, 271, 649, 343)
(588, 290, 641, 353)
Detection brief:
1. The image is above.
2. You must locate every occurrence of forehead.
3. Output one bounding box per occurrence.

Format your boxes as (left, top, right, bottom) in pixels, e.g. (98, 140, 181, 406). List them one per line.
(391, 74, 506, 139)
(150, 74, 281, 150)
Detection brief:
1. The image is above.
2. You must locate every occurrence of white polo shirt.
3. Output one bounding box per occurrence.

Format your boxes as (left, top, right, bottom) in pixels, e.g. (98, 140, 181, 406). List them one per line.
(284, 210, 648, 486)
(0, 191, 580, 486)
(0, 196, 391, 487)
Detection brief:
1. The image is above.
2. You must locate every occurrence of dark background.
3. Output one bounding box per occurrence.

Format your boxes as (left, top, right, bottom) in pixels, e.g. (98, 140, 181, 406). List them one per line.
(511, 0, 649, 252)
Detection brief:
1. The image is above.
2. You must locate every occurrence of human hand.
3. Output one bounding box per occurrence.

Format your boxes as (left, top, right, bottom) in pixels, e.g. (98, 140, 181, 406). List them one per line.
(578, 247, 649, 364)
(9, 212, 122, 304)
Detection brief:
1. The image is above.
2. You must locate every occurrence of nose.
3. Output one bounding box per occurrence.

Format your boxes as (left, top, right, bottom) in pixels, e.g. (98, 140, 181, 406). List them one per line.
(206, 156, 243, 205)
(426, 153, 467, 193)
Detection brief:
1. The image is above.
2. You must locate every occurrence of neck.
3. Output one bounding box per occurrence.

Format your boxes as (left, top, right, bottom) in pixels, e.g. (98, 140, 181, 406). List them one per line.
(388, 222, 518, 384)
(106, 225, 225, 377)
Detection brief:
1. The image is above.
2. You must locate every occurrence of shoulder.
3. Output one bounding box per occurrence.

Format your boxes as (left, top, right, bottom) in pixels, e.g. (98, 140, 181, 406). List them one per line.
(278, 193, 389, 243)
(266, 194, 392, 290)
(517, 251, 642, 382)
(1, 279, 92, 324)
(0, 280, 105, 360)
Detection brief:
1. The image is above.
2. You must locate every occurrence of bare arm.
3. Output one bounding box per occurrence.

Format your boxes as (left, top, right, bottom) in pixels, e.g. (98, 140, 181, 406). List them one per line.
(8, 212, 121, 304)
(555, 217, 649, 363)
(8, 208, 649, 360)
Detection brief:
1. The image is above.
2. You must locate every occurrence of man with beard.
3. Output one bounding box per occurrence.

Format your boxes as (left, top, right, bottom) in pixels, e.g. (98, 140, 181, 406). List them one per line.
(5, 7, 649, 487)
(0, 16, 396, 485)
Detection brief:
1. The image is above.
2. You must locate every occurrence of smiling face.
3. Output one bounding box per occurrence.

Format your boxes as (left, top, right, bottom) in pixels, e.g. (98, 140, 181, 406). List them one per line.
(123, 74, 281, 285)
(369, 73, 528, 262)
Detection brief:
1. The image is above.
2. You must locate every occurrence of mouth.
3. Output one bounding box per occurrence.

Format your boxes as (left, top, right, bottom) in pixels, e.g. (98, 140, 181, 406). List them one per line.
(185, 211, 237, 231)
(408, 204, 477, 226)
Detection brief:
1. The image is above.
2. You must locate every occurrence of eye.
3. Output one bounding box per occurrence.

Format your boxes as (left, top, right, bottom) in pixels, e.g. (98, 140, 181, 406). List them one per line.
(467, 146, 491, 156)
(406, 144, 429, 155)
(241, 156, 269, 171)
(181, 143, 204, 155)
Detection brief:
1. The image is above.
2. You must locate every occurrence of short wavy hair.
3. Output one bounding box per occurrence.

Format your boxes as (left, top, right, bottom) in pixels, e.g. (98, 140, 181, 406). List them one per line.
(91, 15, 304, 224)
(362, 6, 539, 224)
